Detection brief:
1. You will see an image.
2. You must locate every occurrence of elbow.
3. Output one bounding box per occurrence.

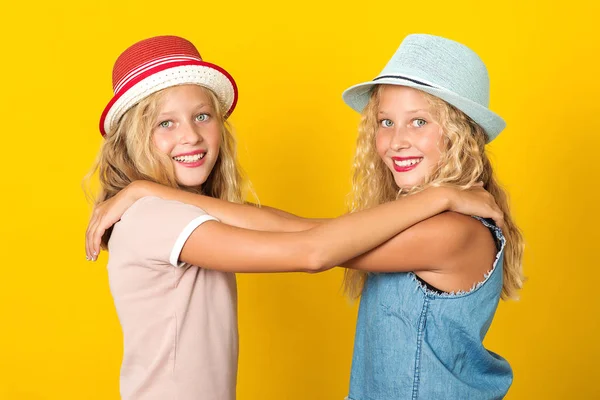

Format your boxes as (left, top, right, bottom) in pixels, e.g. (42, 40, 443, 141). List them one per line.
(303, 245, 331, 273)
(305, 259, 327, 274)
(290, 233, 333, 273)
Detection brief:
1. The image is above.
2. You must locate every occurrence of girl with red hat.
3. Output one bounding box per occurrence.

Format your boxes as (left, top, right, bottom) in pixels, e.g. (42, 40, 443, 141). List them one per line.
(85, 35, 504, 399)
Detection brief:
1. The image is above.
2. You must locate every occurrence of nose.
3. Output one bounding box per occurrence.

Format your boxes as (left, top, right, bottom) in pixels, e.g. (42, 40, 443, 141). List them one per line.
(178, 120, 202, 145)
(389, 127, 410, 152)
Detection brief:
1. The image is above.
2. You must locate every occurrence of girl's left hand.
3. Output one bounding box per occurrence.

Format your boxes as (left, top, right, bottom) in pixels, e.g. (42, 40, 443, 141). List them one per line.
(85, 184, 141, 261)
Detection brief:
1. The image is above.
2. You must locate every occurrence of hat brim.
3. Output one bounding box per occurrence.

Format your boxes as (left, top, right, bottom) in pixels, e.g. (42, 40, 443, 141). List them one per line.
(342, 78, 505, 142)
(100, 61, 237, 136)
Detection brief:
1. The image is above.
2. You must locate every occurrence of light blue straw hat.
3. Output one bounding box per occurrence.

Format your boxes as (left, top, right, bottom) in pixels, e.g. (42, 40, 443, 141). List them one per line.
(342, 34, 505, 141)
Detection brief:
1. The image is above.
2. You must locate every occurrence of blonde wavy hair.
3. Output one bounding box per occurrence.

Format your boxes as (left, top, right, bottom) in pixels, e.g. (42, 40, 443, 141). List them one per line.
(85, 85, 246, 248)
(344, 85, 524, 300)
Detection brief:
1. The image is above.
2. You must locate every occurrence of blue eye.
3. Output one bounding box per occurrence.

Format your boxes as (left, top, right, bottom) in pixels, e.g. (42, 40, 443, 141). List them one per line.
(380, 119, 394, 128)
(196, 113, 210, 122)
(158, 120, 173, 128)
(412, 118, 427, 128)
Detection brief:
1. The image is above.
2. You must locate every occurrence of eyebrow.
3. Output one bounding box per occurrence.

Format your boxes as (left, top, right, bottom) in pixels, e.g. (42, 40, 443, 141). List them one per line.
(157, 103, 212, 118)
(192, 103, 211, 110)
(378, 108, 429, 115)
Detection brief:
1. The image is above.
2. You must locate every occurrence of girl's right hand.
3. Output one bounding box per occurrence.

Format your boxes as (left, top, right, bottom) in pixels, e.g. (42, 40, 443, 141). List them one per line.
(85, 182, 145, 261)
(444, 183, 504, 228)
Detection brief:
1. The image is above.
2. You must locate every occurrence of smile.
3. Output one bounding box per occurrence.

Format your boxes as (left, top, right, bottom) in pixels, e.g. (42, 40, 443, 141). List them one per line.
(172, 151, 207, 168)
(392, 157, 423, 172)
(173, 152, 206, 163)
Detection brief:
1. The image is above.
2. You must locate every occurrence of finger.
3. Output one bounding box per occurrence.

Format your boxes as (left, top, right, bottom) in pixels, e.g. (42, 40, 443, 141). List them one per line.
(493, 210, 505, 230)
(95, 214, 114, 258)
(87, 207, 104, 259)
(85, 228, 89, 261)
(86, 216, 97, 261)
(93, 220, 109, 261)
(496, 218, 504, 230)
(94, 226, 103, 261)
(87, 214, 102, 261)
(90, 218, 103, 262)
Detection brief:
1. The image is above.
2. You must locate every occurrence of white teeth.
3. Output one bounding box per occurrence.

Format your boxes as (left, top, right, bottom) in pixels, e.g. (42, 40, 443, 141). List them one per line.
(173, 153, 205, 163)
(393, 158, 422, 167)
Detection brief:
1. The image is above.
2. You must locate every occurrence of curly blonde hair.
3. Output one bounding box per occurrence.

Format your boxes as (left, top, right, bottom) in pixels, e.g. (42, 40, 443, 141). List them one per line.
(344, 85, 524, 300)
(85, 85, 246, 247)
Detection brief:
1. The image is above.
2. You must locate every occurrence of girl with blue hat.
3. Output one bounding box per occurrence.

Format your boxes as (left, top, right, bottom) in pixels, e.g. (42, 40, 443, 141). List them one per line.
(86, 34, 519, 399)
(340, 33, 523, 399)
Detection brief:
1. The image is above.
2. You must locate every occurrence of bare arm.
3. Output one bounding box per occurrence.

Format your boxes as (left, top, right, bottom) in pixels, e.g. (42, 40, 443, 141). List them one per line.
(85, 182, 319, 259)
(230, 206, 498, 279)
(132, 181, 318, 231)
(85, 181, 503, 261)
(341, 211, 497, 272)
(248, 204, 330, 224)
(178, 187, 455, 273)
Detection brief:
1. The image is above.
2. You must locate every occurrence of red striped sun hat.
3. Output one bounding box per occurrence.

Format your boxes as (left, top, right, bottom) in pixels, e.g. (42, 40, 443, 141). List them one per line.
(99, 35, 238, 136)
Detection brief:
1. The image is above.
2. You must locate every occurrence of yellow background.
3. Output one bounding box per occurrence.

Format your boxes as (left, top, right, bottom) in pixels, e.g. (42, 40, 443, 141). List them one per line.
(1, 0, 598, 398)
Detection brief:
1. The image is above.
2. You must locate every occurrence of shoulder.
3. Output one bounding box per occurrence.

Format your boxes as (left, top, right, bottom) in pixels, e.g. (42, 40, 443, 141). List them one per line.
(413, 212, 496, 265)
(413, 213, 499, 291)
(110, 196, 218, 267)
(123, 195, 202, 215)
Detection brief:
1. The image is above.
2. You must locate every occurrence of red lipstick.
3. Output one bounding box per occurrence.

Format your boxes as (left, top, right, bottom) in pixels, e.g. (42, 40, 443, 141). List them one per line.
(172, 149, 207, 168)
(391, 157, 423, 172)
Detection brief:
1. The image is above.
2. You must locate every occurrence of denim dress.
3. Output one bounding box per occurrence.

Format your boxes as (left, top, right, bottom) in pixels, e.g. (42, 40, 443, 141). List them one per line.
(347, 217, 512, 400)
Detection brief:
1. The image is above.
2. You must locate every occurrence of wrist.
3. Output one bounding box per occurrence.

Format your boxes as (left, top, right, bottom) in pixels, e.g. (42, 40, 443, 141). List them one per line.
(427, 186, 453, 212)
(127, 180, 151, 201)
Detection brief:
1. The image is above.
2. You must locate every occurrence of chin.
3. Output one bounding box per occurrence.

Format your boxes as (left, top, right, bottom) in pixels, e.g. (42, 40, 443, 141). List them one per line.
(175, 175, 208, 188)
(393, 177, 425, 190)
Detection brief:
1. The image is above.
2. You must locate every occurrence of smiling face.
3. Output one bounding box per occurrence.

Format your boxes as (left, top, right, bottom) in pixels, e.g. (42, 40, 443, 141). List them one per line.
(374, 85, 446, 189)
(151, 85, 222, 189)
